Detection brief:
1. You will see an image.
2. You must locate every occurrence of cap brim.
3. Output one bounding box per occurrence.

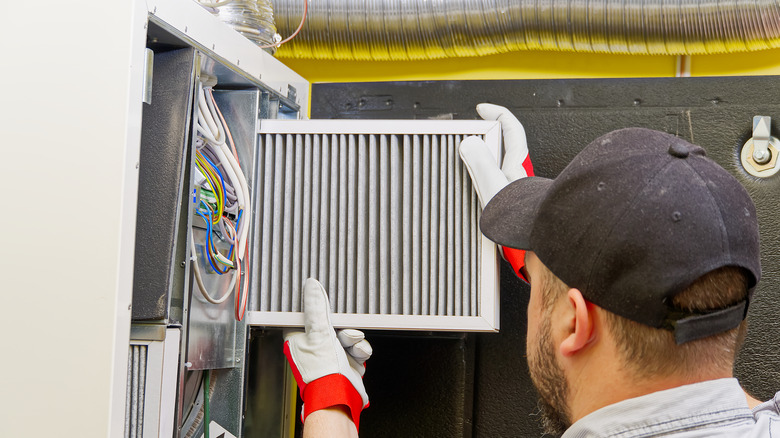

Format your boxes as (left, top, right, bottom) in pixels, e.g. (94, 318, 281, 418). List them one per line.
(480, 176, 553, 250)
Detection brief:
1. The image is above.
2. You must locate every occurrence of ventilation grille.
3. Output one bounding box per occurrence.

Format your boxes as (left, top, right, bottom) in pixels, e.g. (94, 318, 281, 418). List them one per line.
(249, 120, 501, 331)
(125, 345, 147, 438)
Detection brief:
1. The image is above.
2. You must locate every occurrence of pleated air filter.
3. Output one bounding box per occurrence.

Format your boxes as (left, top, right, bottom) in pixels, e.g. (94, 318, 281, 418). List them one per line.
(247, 120, 502, 331)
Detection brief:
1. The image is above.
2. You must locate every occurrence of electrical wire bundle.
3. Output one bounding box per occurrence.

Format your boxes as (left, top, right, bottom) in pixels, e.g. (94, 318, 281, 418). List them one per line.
(190, 78, 251, 321)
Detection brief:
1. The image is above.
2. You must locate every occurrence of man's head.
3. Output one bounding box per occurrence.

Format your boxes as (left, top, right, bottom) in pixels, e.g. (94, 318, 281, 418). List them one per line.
(480, 128, 761, 432)
(523, 250, 750, 434)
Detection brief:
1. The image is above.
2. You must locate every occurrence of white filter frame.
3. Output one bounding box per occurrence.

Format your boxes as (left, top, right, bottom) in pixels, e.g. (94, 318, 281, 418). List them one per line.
(248, 119, 502, 332)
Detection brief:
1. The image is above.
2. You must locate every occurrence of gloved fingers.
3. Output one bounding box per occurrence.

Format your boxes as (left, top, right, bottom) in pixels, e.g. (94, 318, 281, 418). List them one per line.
(346, 339, 373, 363)
(476, 103, 530, 182)
(337, 329, 365, 346)
(338, 329, 372, 362)
(459, 135, 509, 209)
(347, 354, 367, 377)
(302, 278, 333, 334)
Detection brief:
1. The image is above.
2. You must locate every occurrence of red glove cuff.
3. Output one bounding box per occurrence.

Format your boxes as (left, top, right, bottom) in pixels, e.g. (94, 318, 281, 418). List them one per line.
(502, 155, 533, 281)
(302, 374, 367, 430)
(503, 247, 527, 282)
(522, 155, 535, 177)
(283, 341, 367, 431)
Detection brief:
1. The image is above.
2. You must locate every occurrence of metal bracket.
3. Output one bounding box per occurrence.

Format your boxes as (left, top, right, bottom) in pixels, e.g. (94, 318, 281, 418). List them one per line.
(142, 48, 154, 105)
(741, 116, 780, 177)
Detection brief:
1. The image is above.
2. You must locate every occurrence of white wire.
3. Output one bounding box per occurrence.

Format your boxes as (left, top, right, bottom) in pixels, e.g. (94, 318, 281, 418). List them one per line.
(198, 90, 222, 144)
(197, 88, 244, 218)
(203, 89, 226, 145)
(200, 88, 250, 259)
(190, 233, 236, 304)
(196, 0, 233, 7)
(204, 88, 251, 258)
(219, 218, 237, 245)
(195, 82, 252, 269)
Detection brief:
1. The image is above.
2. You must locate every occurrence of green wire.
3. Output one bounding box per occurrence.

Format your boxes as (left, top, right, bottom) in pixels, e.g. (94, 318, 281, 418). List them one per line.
(204, 370, 210, 438)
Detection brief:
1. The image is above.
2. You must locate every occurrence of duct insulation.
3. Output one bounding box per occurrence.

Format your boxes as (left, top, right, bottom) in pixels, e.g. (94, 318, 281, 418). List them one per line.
(271, 0, 780, 60)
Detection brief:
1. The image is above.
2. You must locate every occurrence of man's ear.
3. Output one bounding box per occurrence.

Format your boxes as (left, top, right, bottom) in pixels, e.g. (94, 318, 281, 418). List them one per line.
(559, 289, 596, 357)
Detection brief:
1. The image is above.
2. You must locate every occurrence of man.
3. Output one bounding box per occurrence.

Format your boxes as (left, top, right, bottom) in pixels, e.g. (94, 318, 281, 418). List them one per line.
(284, 105, 780, 437)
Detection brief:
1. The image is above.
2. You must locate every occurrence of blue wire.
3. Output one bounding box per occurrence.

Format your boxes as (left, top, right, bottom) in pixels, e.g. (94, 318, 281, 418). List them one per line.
(196, 210, 223, 275)
(226, 209, 243, 260)
(198, 198, 233, 274)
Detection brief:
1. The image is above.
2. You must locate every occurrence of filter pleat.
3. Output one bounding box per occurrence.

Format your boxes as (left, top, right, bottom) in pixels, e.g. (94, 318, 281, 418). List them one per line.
(437, 135, 448, 315)
(317, 135, 330, 291)
(390, 134, 402, 314)
(270, 134, 285, 311)
(454, 135, 463, 315)
(292, 134, 304, 311)
(412, 134, 422, 315)
(379, 134, 390, 315)
(346, 134, 358, 314)
(303, 134, 316, 298)
(368, 134, 379, 314)
(402, 134, 412, 315)
(330, 134, 342, 311)
(259, 134, 274, 311)
(421, 134, 431, 315)
(356, 134, 369, 314)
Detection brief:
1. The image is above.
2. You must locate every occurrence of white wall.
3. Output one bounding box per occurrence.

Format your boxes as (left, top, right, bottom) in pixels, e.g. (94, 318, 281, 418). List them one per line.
(0, 1, 145, 436)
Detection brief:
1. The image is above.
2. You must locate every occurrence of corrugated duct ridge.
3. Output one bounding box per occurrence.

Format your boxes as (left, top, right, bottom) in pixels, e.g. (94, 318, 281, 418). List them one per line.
(271, 0, 780, 60)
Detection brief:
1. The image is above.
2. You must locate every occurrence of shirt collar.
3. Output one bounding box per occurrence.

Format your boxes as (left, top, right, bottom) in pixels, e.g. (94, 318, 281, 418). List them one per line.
(563, 378, 754, 438)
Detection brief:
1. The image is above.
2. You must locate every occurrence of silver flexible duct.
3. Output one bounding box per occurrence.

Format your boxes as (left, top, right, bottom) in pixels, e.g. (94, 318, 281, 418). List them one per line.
(271, 0, 780, 60)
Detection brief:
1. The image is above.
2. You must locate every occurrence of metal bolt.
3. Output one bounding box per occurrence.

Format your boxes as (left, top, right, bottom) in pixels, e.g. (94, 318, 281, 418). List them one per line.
(184, 362, 192, 368)
(180, 261, 186, 268)
(753, 148, 771, 164)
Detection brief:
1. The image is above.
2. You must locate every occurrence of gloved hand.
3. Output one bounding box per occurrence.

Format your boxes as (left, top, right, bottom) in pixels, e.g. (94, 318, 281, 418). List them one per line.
(283, 278, 372, 431)
(459, 103, 534, 280)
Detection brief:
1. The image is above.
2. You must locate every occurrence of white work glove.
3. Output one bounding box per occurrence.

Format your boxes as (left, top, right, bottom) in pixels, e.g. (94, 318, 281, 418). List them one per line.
(283, 278, 372, 431)
(459, 103, 534, 279)
(459, 103, 533, 208)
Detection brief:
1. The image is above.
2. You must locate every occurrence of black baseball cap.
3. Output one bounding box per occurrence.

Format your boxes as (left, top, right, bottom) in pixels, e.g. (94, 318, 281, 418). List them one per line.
(481, 128, 761, 344)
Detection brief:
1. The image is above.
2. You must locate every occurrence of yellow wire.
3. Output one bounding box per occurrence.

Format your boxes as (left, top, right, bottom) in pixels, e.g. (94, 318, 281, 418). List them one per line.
(195, 160, 221, 223)
(195, 151, 225, 222)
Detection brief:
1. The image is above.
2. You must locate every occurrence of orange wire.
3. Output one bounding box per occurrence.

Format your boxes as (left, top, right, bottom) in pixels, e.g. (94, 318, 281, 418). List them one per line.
(256, 0, 308, 49)
(235, 242, 249, 321)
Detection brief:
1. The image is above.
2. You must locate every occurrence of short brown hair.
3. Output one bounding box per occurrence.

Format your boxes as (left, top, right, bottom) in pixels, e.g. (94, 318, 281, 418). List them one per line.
(540, 265, 749, 379)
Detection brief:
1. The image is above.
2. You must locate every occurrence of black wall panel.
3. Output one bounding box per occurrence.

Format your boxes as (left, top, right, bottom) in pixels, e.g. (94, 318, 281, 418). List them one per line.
(311, 77, 780, 437)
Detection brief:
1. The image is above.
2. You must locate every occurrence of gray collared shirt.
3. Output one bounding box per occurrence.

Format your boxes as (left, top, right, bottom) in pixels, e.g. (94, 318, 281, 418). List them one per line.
(563, 378, 780, 437)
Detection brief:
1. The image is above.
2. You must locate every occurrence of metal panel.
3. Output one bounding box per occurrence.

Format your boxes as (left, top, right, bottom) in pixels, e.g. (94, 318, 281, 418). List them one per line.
(185, 88, 258, 370)
(249, 119, 501, 331)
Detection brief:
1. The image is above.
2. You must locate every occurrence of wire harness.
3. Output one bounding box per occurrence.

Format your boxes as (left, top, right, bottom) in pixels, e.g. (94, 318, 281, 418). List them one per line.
(190, 81, 251, 320)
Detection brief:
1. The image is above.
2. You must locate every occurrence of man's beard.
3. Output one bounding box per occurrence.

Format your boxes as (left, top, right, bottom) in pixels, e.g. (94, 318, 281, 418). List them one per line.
(528, 314, 572, 436)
